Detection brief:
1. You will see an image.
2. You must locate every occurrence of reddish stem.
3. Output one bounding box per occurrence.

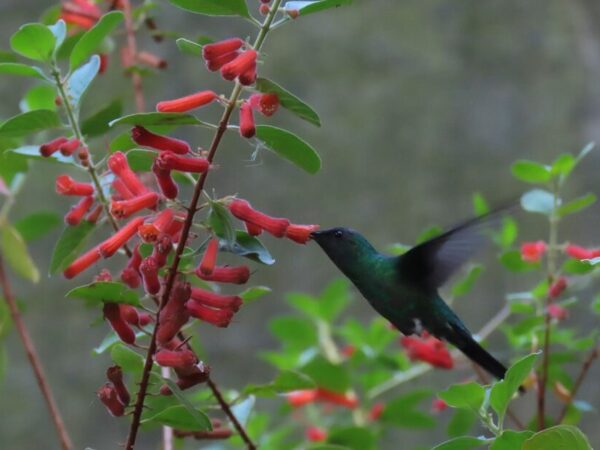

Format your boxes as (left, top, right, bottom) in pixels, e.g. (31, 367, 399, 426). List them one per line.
(537, 307, 552, 430)
(121, 0, 145, 112)
(0, 256, 73, 450)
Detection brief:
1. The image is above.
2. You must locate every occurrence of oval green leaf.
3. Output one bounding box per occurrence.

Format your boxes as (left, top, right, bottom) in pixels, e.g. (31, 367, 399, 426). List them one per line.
(285, 0, 353, 16)
(10, 23, 56, 61)
(166, 0, 250, 17)
(511, 160, 551, 184)
(49, 221, 96, 275)
(220, 230, 275, 265)
(490, 352, 538, 420)
(142, 405, 212, 431)
(523, 425, 592, 450)
(255, 125, 321, 174)
(432, 436, 487, 450)
(557, 193, 596, 218)
(70, 11, 124, 70)
(66, 55, 100, 111)
(14, 211, 61, 241)
(66, 281, 141, 306)
(0, 224, 39, 283)
(0, 110, 62, 139)
(255, 78, 321, 126)
(110, 112, 210, 128)
(0, 63, 47, 80)
(520, 189, 555, 215)
(438, 381, 485, 412)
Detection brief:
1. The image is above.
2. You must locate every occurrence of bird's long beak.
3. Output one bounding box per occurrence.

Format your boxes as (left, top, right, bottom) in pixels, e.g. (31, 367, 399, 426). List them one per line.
(310, 229, 326, 240)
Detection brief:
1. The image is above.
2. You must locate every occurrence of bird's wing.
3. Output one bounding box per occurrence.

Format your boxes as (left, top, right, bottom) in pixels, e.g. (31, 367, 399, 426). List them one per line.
(396, 205, 514, 291)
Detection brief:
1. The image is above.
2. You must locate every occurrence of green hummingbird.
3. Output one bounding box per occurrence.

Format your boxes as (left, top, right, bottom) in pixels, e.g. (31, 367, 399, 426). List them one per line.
(310, 211, 510, 380)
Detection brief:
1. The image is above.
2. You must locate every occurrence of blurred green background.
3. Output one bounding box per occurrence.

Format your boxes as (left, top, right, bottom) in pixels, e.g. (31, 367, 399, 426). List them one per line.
(1, 0, 600, 448)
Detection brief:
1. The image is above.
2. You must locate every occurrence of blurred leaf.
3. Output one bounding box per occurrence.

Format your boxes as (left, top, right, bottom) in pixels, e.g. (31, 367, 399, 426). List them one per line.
(557, 193, 596, 218)
(49, 221, 96, 274)
(231, 395, 255, 427)
(9, 145, 74, 165)
(511, 160, 551, 184)
(208, 201, 235, 243)
(70, 11, 123, 70)
(245, 370, 315, 397)
(48, 20, 66, 53)
(521, 189, 555, 215)
(93, 329, 147, 354)
(221, 230, 275, 265)
(239, 286, 271, 303)
(387, 243, 411, 255)
(490, 353, 538, 420)
(175, 38, 204, 56)
(1, 224, 39, 282)
(22, 84, 57, 111)
(551, 153, 575, 177)
(490, 430, 534, 450)
(499, 250, 539, 272)
(494, 217, 518, 249)
(0, 110, 62, 138)
(56, 32, 83, 60)
(451, 265, 482, 298)
(142, 405, 212, 431)
(256, 78, 321, 126)
(110, 112, 210, 128)
(522, 425, 592, 450)
(575, 142, 595, 164)
(287, 292, 320, 319)
(285, 0, 353, 16)
(327, 426, 375, 450)
(301, 355, 349, 393)
(66, 55, 100, 111)
(14, 211, 61, 241)
(439, 382, 485, 412)
(126, 148, 155, 172)
(472, 192, 489, 216)
(10, 23, 56, 61)
(66, 281, 141, 306)
(447, 409, 477, 438)
(381, 389, 436, 428)
(81, 99, 123, 137)
(166, 0, 250, 17)
(163, 379, 213, 430)
(110, 343, 144, 374)
(319, 279, 350, 321)
(0, 299, 11, 338)
(431, 436, 487, 450)
(256, 125, 321, 174)
(0, 63, 47, 80)
(591, 294, 600, 315)
(416, 225, 442, 244)
(270, 316, 317, 350)
(562, 259, 593, 275)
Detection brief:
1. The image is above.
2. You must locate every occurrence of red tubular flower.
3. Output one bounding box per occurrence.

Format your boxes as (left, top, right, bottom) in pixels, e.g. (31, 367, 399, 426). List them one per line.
(152, 234, 173, 267)
(368, 402, 385, 421)
(287, 389, 318, 407)
(316, 388, 359, 408)
(108, 151, 148, 196)
(55, 175, 94, 196)
(164, 213, 185, 242)
(196, 265, 250, 284)
(229, 199, 290, 237)
(186, 301, 235, 327)
(59, 138, 81, 156)
(190, 288, 242, 312)
(238, 63, 257, 86)
(206, 51, 240, 71)
(156, 152, 210, 173)
(157, 280, 191, 346)
(400, 334, 454, 369)
(431, 398, 448, 413)
(140, 256, 161, 295)
(156, 90, 218, 113)
(202, 38, 244, 60)
(520, 241, 546, 263)
(549, 276, 567, 299)
(305, 427, 327, 442)
(138, 209, 175, 242)
(239, 101, 255, 138)
(159, 363, 210, 395)
(131, 126, 190, 154)
(61, 1, 101, 29)
(63, 246, 101, 279)
(99, 216, 145, 258)
(110, 192, 159, 219)
(199, 238, 219, 275)
(155, 349, 197, 369)
(112, 178, 135, 200)
(97, 383, 125, 417)
(136, 51, 167, 69)
(120, 245, 142, 288)
(86, 204, 103, 224)
(106, 365, 130, 406)
(220, 49, 258, 81)
(249, 93, 280, 117)
(286, 224, 320, 244)
(65, 196, 95, 226)
(548, 303, 569, 321)
(103, 303, 136, 344)
(245, 221, 262, 236)
(565, 244, 596, 260)
(152, 161, 179, 199)
(40, 137, 68, 157)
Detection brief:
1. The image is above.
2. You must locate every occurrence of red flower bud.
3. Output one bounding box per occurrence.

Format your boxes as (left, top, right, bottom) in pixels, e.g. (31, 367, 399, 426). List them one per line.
(131, 126, 190, 154)
(86, 204, 103, 224)
(112, 178, 135, 200)
(316, 388, 359, 409)
(245, 221, 262, 236)
(136, 51, 167, 69)
(99, 216, 144, 258)
(106, 365, 130, 406)
(55, 175, 94, 196)
(548, 303, 569, 321)
(549, 276, 567, 299)
(110, 192, 159, 219)
(229, 199, 290, 237)
(186, 301, 235, 327)
(138, 209, 175, 242)
(157, 283, 191, 346)
(203, 38, 244, 60)
(400, 334, 454, 369)
(190, 288, 243, 312)
(140, 256, 161, 295)
(220, 50, 257, 81)
(196, 265, 250, 284)
(40, 137, 68, 157)
(156, 90, 218, 113)
(63, 246, 101, 279)
(431, 398, 448, 413)
(206, 51, 240, 71)
(97, 383, 125, 416)
(59, 138, 81, 156)
(239, 101, 255, 138)
(94, 269, 112, 282)
(103, 303, 136, 344)
(199, 238, 219, 275)
(65, 196, 95, 226)
(152, 233, 173, 267)
(156, 152, 209, 173)
(152, 161, 179, 199)
(305, 426, 327, 442)
(565, 244, 597, 260)
(108, 151, 148, 196)
(249, 93, 279, 117)
(368, 402, 385, 421)
(287, 389, 318, 407)
(159, 363, 210, 394)
(238, 62, 256, 86)
(286, 223, 320, 244)
(259, 4, 270, 15)
(520, 241, 546, 263)
(155, 349, 197, 369)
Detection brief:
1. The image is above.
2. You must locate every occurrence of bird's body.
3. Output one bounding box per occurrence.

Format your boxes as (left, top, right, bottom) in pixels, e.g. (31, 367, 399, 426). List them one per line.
(311, 213, 509, 380)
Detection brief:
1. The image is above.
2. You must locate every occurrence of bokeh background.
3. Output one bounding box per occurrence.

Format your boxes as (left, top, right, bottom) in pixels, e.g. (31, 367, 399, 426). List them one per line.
(1, 0, 600, 448)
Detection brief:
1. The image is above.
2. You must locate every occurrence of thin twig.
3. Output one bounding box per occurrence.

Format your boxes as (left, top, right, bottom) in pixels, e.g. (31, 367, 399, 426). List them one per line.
(121, 0, 145, 112)
(537, 311, 551, 430)
(0, 256, 73, 450)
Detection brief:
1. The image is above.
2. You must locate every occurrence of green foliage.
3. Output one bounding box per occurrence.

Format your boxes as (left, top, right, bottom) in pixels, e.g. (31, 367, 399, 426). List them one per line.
(10, 23, 56, 61)
(69, 11, 123, 70)
(49, 222, 96, 274)
(109, 112, 209, 128)
(14, 211, 61, 241)
(255, 78, 321, 126)
(0, 110, 62, 139)
(220, 230, 275, 265)
(66, 281, 141, 307)
(141, 405, 212, 431)
(439, 382, 485, 412)
(166, 0, 250, 17)
(245, 370, 315, 397)
(522, 425, 592, 450)
(256, 125, 322, 174)
(65, 55, 100, 111)
(110, 344, 144, 375)
(0, 223, 39, 282)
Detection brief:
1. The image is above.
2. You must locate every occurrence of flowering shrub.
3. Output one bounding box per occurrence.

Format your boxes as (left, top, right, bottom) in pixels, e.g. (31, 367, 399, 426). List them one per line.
(0, 1, 597, 449)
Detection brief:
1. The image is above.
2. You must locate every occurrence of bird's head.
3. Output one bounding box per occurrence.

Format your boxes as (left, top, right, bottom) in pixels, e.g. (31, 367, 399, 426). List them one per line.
(310, 227, 375, 270)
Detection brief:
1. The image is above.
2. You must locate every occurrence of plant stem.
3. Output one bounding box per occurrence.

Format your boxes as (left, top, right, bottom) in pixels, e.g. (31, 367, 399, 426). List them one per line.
(124, 2, 283, 448)
(121, 0, 145, 112)
(0, 256, 73, 450)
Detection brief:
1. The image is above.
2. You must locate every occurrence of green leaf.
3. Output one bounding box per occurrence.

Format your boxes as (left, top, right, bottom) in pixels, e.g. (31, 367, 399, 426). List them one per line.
(48, 20, 66, 53)
(231, 395, 255, 427)
(66, 55, 100, 110)
(66, 281, 141, 306)
(163, 379, 213, 431)
(0, 63, 47, 80)
(431, 436, 487, 450)
(576, 142, 595, 164)
(381, 390, 436, 428)
(110, 343, 144, 374)
(451, 265, 482, 298)
(0, 224, 39, 282)
(0, 110, 62, 138)
(562, 259, 593, 275)
(245, 370, 316, 397)
(269, 316, 317, 350)
(221, 230, 275, 265)
(239, 286, 271, 303)
(327, 427, 375, 450)
(208, 201, 235, 243)
(14, 211, 61, 241)
(416, 225, 442, 244)
(499, 250, 539, 272)
(286, 0, 353, 16)
(447, 409, 477, 438)
(166, 0, 250, 17)
(142, 405, 212, 431)
(301, 355, 349, 393)
(490, 353, 538, 420)
(522, 425, 592, 450)
(255, 78, 321, 126)
(439, 382, 485, 412)
(511, 160, 551, 184)
(70, 11, 124, 70)
(472, 192, 489, 216)
(557, 193, 596, 217)
(521, 189, 555, 215)
(81, 99, 123, 138)
(551, 153, 575, 177)
(490, 430, 534, 450)
(175, 38, 204, 56)
(110, 112, 210, 128)
(93, 329, 147, 354)
(255, 125, 321, 174)
(9, 145, 74, 165)
(494, 217, 518, 249)
(10, 23, 56, 61)
(22, 84, 57, 112)
(49, 221, 96, 275)
(125, 148, 155, 172)
(318, 279, 350, 321)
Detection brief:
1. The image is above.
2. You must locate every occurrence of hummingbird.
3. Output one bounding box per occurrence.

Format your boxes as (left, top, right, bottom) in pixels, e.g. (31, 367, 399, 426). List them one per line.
(310, 211, 510, 380)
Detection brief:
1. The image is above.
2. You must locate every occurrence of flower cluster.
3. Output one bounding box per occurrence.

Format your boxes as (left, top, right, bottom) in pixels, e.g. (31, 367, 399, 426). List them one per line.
(400, 332, 454, 369)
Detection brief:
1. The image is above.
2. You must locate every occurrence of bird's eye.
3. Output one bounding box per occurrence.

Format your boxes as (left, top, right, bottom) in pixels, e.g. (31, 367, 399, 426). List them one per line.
(334, 230, 343, 238)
